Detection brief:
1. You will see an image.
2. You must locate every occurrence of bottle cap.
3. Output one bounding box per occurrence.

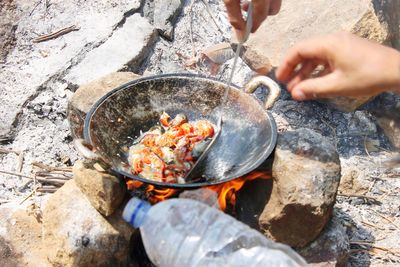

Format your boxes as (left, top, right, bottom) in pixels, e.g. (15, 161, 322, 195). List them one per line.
(122, 197, 151, 228)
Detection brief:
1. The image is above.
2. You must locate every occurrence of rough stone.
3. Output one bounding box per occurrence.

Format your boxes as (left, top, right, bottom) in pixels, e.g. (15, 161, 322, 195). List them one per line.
(0, 202, 50, 266)
(241, 0, 398, 111)
(67, 72, 140, 139)
(318, 96, 374, 113)
(297, 218, 350, 267)
(65, 14, 157, 86)
(372, 104, 400, 149)
(0, 0, 18, 62)
(243, 0, 394, 68)
(0, 0, 140, 138)
(338, 166, 370, 196)
(373, 0, 400, 49)
(43, 180, 135, 267)
(239, 47, 272, 75)
(259, 128, 341, 248)
(73, 160, 127, 216)
(153, 0, 185, 40)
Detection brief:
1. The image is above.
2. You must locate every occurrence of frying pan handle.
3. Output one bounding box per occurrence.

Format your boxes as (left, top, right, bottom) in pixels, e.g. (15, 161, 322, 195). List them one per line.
(244, 76, 281, 109)
(73, 139, 112, 169)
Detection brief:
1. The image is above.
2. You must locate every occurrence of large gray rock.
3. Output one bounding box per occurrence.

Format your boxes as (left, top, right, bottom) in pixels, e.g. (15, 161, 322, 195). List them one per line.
(43, 180, 135, 267)
(67, 72, 140, 139)
(73, 160, 127, 216)
(0, 0, 140, 138)
(259, 128, 341, 248)
(297, 218, 350, 267)
(65, 14, 157, 86)
(153, 0, 185, 40)
(240, 0, 399, 111)
(243, 0, 394, 69)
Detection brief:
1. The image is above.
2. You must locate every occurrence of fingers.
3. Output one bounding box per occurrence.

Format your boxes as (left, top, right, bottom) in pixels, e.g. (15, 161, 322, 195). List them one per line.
(251, 0, 270, 32)
(286, 60, 318, 91)
(268, 0, 282, 15)
(225, 0, 282, 38)
(250, 0, 281, 32)
(276, 38, 331, 82)
(224, 0, 246, 31)
(276, 35, 339, 101)
(290, 73, 340, 101)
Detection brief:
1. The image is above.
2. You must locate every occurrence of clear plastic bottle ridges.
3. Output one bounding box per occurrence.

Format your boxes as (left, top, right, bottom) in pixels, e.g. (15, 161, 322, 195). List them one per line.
(123, 197, 308, 267)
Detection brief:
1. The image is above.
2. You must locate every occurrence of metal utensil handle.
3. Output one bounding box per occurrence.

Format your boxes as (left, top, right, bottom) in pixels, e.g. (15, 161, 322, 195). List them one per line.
(242, 1, 253, 43)
(74, 139, 116, 173)
(244, 76, 281, 109)
(73, 139, 113, 169)
(74, 139, 101, 159)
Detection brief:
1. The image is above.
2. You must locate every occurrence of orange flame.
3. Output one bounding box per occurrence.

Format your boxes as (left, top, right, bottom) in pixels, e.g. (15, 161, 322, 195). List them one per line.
(146, 184, 178, 203)
(207, 171, 271, 210)
(127, 180, 143, 189)
(127, 180, 179, 204)
(126, 170, 271, 209)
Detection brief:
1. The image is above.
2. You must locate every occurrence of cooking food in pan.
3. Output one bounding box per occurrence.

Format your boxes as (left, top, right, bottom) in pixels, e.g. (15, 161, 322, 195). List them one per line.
(128, 112, 215, 183)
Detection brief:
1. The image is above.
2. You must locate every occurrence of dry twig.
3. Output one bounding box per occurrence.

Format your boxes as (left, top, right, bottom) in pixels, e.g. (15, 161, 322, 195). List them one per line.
(29, 0, 42, 16)
(387, 171, 400, 178)
(368, 177, 378, 193)
(0, 170, 65, 186)
(0, 148, 20, 155)
(32, 25, 80, 43)
(36, 172, 71, 180)
(0, 199, 10, 204)
(350, 241, 400, 258)
(37, 187, 58, 193)
(0, 136, 13, 144)
(337, 193, 380, 202)
(363, 135, 372, 158)
(19, 190, 35, 205)
(0, 169, 36, 180)
(361, 220, 385, 230)
(17, 151, 24, 172)
(32, 161, 73, 183)
(188, 0, 197, 57)
(200, 0, 224, 35)
(32, 161, 72, 172)
(368, 209, 400, 231)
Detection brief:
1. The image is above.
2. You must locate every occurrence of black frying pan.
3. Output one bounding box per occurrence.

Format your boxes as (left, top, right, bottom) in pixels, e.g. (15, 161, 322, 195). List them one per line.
(81, 73, 281, 188)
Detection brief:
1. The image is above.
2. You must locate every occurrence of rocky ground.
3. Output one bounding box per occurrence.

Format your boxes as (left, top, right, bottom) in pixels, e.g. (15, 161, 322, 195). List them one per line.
(0, 0, 399, 266)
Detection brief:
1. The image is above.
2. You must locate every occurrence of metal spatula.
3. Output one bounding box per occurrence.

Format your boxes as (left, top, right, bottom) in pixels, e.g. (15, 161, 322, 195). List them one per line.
(184, 3, 253, 182)
(183, 117, 222, 182)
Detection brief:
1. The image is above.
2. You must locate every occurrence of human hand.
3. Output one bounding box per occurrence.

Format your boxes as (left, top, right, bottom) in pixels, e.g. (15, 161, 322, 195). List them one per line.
(223, 0, 282, 41)
(276, 32, 400, 101)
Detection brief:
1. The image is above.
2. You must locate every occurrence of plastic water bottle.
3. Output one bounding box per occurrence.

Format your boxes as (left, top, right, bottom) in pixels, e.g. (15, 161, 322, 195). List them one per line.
(123, 197, 307, 267)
